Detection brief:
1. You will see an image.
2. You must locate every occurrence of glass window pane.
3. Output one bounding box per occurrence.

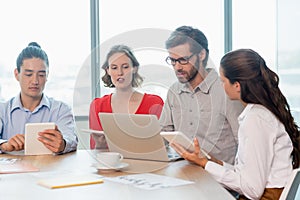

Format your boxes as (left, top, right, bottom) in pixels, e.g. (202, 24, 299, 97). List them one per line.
(0, 0, 90, 116)
(277, 0, 300, 123)
(232, 0, 276, 70)
(99, 0, 224, 99)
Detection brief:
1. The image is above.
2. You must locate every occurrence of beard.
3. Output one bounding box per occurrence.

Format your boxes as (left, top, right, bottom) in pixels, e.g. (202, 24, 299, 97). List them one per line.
(176, 56, 200, 84)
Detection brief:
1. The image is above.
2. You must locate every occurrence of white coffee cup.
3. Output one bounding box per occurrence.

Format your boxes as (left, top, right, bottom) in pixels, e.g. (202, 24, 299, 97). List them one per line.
(96, 152, 123, 168)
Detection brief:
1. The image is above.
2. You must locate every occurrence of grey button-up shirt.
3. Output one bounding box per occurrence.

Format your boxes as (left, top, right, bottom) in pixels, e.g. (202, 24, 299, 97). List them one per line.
(160, 68, 244, 164)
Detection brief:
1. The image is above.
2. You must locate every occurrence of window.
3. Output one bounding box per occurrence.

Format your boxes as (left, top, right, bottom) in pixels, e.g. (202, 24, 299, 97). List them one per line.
(0, 0, 90, 116)
(232, 0, 300, 123)
(97, 0, 224, 100)
(4, 1, 297, 124)
(232, 0, 276, 70)
(277, 0, 300, 123)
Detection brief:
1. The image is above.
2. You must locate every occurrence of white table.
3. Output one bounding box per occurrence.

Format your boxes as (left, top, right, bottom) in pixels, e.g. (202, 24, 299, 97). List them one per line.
(0, 150, 234, 200)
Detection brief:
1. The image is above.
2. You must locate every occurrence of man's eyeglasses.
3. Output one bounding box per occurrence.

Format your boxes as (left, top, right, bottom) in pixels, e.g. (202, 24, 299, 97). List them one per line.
(165, 53, 196, 66)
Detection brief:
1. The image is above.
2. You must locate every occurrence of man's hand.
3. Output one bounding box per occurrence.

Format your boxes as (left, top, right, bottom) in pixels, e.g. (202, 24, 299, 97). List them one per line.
(0, 134, 25, 152)
(38, 125, 66, 153)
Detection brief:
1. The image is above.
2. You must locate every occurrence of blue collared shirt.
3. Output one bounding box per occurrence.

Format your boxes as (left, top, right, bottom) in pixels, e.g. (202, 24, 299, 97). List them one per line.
(0, 94, 78, 154)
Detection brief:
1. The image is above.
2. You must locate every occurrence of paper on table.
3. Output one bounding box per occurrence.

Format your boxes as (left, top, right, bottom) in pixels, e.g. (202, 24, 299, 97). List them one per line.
(105, 173, 194, 190)
(0, 158, 39, 174)
(38, 174, 104, 189)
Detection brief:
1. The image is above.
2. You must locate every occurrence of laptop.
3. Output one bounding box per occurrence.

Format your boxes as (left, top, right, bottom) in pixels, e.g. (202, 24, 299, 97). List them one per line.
(98, 113, 181, 162)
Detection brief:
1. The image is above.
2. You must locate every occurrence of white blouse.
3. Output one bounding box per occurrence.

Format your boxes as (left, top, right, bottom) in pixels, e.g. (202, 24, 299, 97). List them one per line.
(205, 104, 293, 199)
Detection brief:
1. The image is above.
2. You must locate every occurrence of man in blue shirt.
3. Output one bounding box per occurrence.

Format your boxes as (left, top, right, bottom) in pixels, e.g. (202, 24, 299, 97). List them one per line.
(0, 42, 77, 154)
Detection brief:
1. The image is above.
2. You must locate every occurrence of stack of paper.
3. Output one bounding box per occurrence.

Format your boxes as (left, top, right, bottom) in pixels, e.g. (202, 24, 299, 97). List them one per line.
(105, 173, 194, 190)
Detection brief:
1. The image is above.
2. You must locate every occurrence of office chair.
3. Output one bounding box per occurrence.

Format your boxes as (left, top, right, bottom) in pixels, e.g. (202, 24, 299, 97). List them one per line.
(279, 168, 300, 200)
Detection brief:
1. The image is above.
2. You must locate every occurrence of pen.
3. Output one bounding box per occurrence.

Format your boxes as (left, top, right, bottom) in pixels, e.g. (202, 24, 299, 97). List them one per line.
(50, 179, 104, 189)
(80, 129, 104, 135)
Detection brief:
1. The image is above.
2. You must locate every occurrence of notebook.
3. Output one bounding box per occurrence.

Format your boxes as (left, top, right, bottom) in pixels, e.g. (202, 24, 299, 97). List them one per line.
(98, 113, 181, 162)
(38, 174, 103, 189)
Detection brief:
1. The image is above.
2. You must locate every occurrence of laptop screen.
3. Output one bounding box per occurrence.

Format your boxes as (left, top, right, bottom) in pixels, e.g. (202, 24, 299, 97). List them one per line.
(98, 113, 178, 162)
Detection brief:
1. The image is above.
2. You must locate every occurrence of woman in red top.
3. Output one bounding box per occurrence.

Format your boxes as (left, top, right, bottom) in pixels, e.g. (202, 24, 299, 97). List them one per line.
(89, 45, 164, 149)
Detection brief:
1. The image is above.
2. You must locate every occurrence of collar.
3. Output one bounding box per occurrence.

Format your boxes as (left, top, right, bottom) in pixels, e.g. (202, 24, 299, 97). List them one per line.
(11, 93, 50, 113)
(238, 103, 254, 123)
(177, 68, 218, 94)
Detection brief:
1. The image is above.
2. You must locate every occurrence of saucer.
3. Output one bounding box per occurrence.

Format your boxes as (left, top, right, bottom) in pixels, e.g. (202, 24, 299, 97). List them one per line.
(92, 162, 129, 171)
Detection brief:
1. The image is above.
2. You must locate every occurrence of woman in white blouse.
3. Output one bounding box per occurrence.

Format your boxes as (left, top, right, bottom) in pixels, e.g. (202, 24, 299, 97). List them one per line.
(171, 49, 300, 200)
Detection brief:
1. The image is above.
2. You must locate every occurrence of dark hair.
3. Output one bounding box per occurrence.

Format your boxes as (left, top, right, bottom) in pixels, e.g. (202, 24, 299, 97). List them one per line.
(101, 44, 143, 88)
(165, 25, 209, 67)
(16, 42, 49, 72)
(221, 48, 300, 168)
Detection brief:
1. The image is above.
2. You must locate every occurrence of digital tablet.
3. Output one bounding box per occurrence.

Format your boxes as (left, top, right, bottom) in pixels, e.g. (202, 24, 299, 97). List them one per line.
(160, 131, 211, 159)
(25, 122, 55, 155)
(160, 131, 195, 152)
(80, 129, 104, 136)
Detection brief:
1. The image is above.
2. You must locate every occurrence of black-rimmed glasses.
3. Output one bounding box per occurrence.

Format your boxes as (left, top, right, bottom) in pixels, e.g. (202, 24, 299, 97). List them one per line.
(165, 53, 196, 66)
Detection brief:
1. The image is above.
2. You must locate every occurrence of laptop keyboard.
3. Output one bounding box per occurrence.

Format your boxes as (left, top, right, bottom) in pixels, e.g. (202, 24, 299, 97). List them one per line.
(166, 146, 182, 160)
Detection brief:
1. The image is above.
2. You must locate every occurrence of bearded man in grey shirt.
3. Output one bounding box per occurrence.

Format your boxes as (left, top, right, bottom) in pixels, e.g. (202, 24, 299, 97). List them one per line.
(160, 26, 244, 164)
